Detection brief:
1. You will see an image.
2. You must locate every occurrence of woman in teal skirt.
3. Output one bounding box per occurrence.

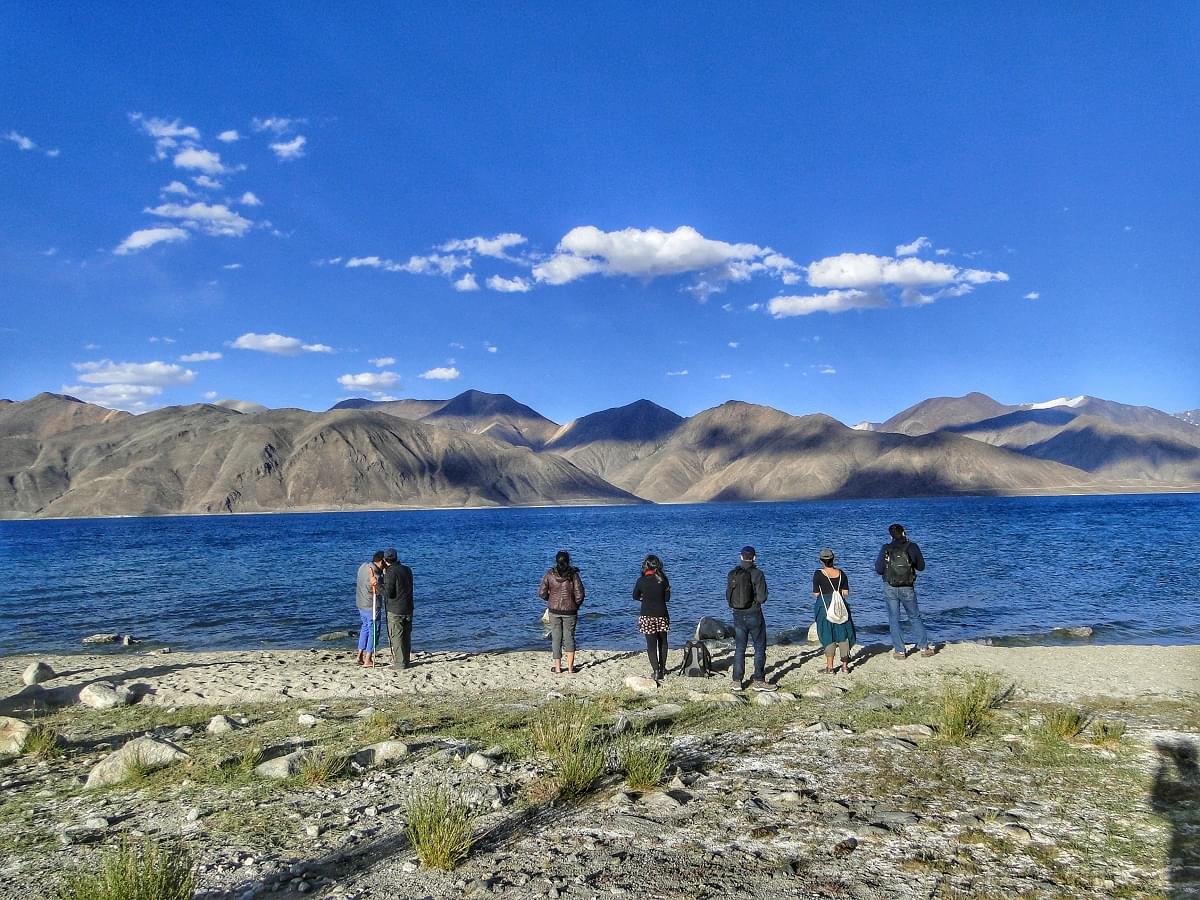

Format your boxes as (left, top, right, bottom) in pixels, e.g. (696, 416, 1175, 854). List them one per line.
(812, 547, 856, 674)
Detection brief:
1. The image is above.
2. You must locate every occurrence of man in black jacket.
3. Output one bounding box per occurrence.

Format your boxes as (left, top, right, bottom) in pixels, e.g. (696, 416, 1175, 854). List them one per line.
(381, 548, 414, 668)
(727, 546, 777, 692)
(874, 523, 934, 659)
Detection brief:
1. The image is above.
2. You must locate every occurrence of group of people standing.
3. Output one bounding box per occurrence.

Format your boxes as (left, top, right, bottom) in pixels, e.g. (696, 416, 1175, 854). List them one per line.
(350, 523, 937, 683)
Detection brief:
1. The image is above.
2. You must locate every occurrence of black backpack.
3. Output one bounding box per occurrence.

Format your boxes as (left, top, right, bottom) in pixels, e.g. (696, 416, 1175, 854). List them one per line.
(727, 566, 754, 609)
(884, 544, 915, 587)
(680, 640, 712, 677)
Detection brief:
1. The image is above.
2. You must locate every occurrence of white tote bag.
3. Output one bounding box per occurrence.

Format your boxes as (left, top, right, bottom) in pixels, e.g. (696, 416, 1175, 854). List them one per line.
(823, 574, 849, 625)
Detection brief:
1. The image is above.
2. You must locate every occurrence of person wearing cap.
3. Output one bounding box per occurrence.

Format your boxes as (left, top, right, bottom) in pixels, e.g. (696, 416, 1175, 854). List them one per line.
(726, 546, 776, 691)
(874, 523, 934, 659)
(539, 550, 585, 675)
(381, 547, 414, 669)
(812, 548, 857, 674)
(355, 551, 386, 667)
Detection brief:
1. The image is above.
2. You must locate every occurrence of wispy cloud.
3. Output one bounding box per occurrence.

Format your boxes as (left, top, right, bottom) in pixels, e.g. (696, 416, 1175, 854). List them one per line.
(222, 262, 243, 270)
(4, 130, 36, 151)
(419, 366, 461, 381)
(145, 201, 252, 237)
(161, 180, 192, 196)
(728, 341, 740, 348)
(895, 236, 932, 256)
(486, 275, 532, 293)
(71, 359, 196, 386)
(252, 116, 305, 134)
(337, 371, 399, 389)
(452, 273, 480, 292)
(61, 382, 161, 411)
(768, 289, 888, 318)
(1024, 291, 1040, 300)
(269, 135, 306, 160)
(369, 357, 396, 367)
(114, 227, 189, 255)
(239, 191, 262, 207)
(217, 130, 240, 143)
(484, 342, 498, 353)
(179, 351, 222, 362)
(173, 147, 230, 175)
(231, 332, 333, 355)
(666, 369, 689, 376)
(439, 233, 527, 260)
(716, 373, 732, 380)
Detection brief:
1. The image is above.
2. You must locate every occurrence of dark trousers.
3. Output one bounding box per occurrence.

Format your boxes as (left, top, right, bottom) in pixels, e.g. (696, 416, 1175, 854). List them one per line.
(732, 606, 767, 682)
(645, 633, 668, 676)
(385, 613, 412, 666)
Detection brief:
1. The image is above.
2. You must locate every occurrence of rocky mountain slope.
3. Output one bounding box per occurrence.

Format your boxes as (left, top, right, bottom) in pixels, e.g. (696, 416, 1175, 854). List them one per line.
(542, 399, 684, 483)
(0, 395, 636, 518)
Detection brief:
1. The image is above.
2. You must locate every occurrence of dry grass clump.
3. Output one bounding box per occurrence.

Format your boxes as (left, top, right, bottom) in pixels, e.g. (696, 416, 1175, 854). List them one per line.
(21, 723, 64, 760)
(1089, 719, 1127, 746)
(554, 740, 606, 801)
(122, 750, 158, 784)
(297, 747, 347, 785)
(617, 735, 669, 791)
(940, 675, 1009, 743)
(357, 711, 400, 743)
(1039, 706, 1090, 742)
(529, 699, 598, 756)
(406, 784, 477, 870)
(58, 838, 194, 900)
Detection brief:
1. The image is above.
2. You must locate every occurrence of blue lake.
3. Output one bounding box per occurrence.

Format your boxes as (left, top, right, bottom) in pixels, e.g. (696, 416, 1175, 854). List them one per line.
(1, 493, 1197, 655)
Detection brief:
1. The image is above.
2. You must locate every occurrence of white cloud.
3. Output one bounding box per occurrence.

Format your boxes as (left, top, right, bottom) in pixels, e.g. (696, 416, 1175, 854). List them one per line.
(728, 341, 740, 348)
(439, 233, 527, 259)
(179, 351, 222, 362)
(369, 356, 396, 367)
(43, 247, 58, 256)
(345, 254, 470, 277)
(204, 390, 218, 399)
(147, 336, 176, 344)
(145, 201, 252, 237)
(192, 174, 222, 190)
(452, 273, 480, 292)
(666, 369, 689, 376)
(1024, 291, 1040, 300)
(4, 130, 36, 151)
(895, 236, 932, 256)
(817, 364, 836, 375)
(768, 289, 888, 318)
(129, 114, 202, 160)
(114, 226, 189, 255)
(419, 366, 461, 381)
(217, 130, 240, 143)
(484, 342, 498, 353)
(161, 180, 192, 196)
(252, 116, 303, 134)
(270, 135, 306, 160)
(44, 147, 60, 157)
(238, 191, 262, 207)
(807, 253, 961, 289)
(716, 373, 732, 380)
(232, 332, 333, 355)
(346, 256, 382, 268)
(486, 275, 532, 293)
(449, 342, 465, 349)
(62, 383, 161, 411)
(531, 225, 800, 295)
(746, 303, 762, 312)
(222, 262, 243, 270)
(72, 359, 196, 386)
(173, 147, 229, 175)
(337, 371, 400, 389)
(935, 247, 951, 256)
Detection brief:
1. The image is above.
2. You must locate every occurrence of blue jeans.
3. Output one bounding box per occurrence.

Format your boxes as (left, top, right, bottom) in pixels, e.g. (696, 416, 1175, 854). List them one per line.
(884, 585, 930, 653)
(732, 606, 767, 682)
(357, 608, 379, 653)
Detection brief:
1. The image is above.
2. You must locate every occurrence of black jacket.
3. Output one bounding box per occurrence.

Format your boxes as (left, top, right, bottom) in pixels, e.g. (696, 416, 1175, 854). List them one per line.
(727, 560, 768, 607)
(632, 574, 671, 619)
(382, 562, 414, 616)
(874, 539, 925, 581)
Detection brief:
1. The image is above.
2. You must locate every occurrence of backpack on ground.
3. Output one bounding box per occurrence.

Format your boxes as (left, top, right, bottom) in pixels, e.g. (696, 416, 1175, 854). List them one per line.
(727, 566, 754, 610)
(679, 640, 712, 677)
(884, 545, 915, 587)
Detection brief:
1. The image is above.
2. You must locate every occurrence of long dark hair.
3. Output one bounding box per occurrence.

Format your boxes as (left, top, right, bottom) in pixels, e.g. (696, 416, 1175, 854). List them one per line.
(642, 553, 668, 587)
(554, 549, 576, 578)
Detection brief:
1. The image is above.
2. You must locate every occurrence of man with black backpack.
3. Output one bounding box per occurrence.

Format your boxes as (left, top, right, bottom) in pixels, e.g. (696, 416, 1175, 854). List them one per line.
(874, 523, 934, 659)
(726, 546, 777, 692)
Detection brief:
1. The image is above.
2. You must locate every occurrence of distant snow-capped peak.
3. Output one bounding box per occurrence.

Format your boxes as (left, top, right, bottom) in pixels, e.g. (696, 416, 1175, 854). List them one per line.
(1026, 395, 1087, 410)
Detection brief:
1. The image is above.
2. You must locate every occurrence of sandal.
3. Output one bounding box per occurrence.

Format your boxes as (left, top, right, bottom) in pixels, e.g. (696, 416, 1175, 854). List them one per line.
(921, 647, 936, 657)
(839, 663, 851, 675)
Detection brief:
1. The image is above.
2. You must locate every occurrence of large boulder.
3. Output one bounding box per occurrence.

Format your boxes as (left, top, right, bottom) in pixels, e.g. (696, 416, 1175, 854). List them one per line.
(79, 682, 132, 710)
(623, 675, 658, 695)
(206, 715, 237, 735)
(254, 748, 308, 780)
(81, 634, 120, 645)
(85, 736, 188, 789)
(695, 616, 734, 641)
(352, 740, 410, 769)
(0, 716, 32, 754)
(22, 662, 55, 686)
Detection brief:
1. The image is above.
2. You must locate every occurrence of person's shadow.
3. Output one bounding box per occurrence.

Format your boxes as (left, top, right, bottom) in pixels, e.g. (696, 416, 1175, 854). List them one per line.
(1151, 740, 1199, 897)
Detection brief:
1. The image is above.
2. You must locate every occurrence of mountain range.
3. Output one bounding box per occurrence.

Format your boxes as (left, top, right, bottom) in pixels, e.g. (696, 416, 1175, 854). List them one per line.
(1, 388, 1196, 518)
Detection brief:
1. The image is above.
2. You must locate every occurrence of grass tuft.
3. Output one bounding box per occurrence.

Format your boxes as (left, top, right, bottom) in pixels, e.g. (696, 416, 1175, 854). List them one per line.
(122, 750, 157, 784)
(529, 699, 598, 757)
(617, 735, 669, 791)
(21, 723, 63, 760)
(357, 711, 399, 743)
(58, 838, 194, 900)
(1039, 706, 1090, 742)
(212, 745, 263, 783)
(1090, 719, 1127, 746)
(405, 784, 477, 870)
(297, 747, 347, 785)
(554, 739, 607, 801)
(939, 675, 1008, 743)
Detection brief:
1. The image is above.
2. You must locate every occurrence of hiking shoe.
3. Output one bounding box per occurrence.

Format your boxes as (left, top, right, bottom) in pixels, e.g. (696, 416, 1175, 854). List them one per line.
(751, 680, 777, 692)
(730, 677, 745, 691)
(892, 651, 907, 660)
(920, 647, 936, 658)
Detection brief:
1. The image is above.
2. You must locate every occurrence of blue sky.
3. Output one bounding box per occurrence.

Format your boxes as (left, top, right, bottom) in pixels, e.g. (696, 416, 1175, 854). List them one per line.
(2, 3, 1197, 425)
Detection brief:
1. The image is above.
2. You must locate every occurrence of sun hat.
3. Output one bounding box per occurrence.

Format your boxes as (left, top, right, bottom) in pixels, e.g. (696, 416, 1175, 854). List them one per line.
(819, 548, 836, 562)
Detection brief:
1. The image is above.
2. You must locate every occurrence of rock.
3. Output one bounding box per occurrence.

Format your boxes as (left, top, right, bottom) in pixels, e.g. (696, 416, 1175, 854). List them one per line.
(354, 706, 377, 718)
(871, 808, 920, 827)
(207, 715, 237, 735)
(60, 816, 110, 845)
(121, 635, 140, 646)
(832, 836, 858, 856)
(890, 723, 935, 740)
(79, 681, 132, 710)
(85, 736, 189, 789)
(1052, 626, 1094, 640)
(623, 675, 658, 695)
(879, 736, 918, 752)
(81, 633, 120, 645)
(316, 630, 352, 641)
(352, 740, 410, 769)
(804, 721, 831, 733)
(802, 683, 847, 700)
(22, 661, 55, 686)
(641, 790, 691, 812)
(628, 703, 684, 727)
(1003, 823, 1034, 844)
(466, 751, 497, 771)
(0, 716, 33, 754)
(297, 713, 320, 727)
(695, 616, 734, 640)
(186, 807, 202, 823)
(172, 726, 195, 741)
(254, 749, 308, 780)
(807, 622, 820, 643)
(753, 691, 784, 707)
(306, 823, 323, 838)
(863, 693, 902, 711)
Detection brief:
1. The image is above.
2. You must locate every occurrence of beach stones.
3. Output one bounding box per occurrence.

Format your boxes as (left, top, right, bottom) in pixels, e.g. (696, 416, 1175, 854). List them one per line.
(627, 703, 684, 727)
(255, 748, 309, 780)
(352, 739, 410, 769)
(207, 715, 238, 735)
(22, 661, 55, 686)
(890, 723, 935, 740)
(297, 713, 321, 727)
(59, 816, 111, 845)
(0, 716, 32, 754)
(81, 633, 120, 645)
(623, 675, 658, 695)
(79, 681, 133, 710)
(85, 736, 188, 789)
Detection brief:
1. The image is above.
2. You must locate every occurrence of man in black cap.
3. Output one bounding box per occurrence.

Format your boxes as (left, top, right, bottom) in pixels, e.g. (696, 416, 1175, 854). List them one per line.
(726, 546, 776, 691)
(381, 548, 414, 668)
(874, 523, 934, 659)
